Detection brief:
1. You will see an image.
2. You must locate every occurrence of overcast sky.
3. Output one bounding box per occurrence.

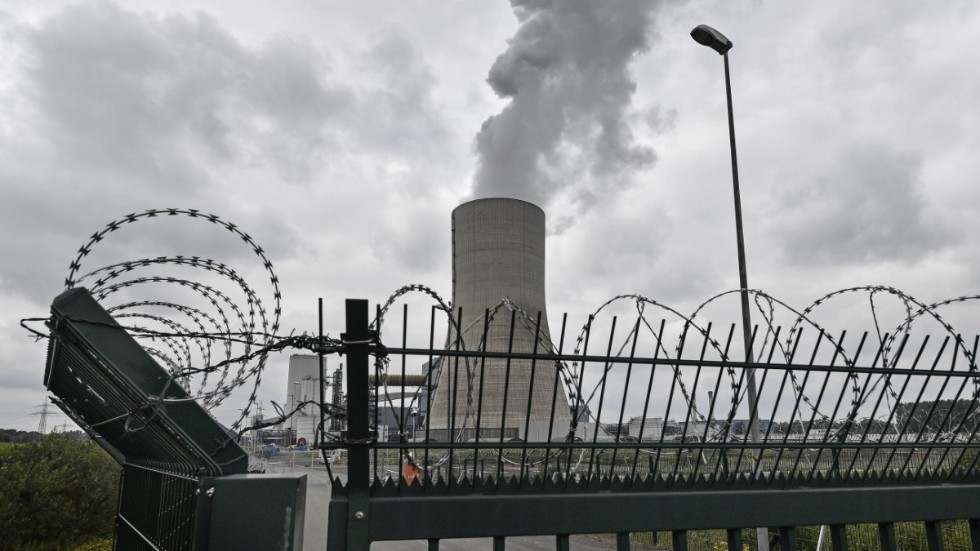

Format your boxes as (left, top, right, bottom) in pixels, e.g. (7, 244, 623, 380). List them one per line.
(2, 0, 979, 431)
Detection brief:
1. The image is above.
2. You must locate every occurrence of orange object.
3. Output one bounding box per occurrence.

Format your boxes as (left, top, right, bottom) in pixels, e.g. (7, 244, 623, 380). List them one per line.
(402, 459, 422, 486)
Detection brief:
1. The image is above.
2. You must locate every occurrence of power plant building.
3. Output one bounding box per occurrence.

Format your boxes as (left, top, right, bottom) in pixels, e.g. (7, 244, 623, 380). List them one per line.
(428, 198, 571, 441)
(285, 354, 328, 445)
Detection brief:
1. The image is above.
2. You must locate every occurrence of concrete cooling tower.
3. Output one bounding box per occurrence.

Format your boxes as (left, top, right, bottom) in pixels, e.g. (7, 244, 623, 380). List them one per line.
(428, 198, 571, 441)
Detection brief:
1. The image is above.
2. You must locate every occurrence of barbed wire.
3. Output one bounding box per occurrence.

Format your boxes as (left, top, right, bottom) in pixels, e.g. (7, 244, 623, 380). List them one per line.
(370, 284, 980, 476)
(26, 207, 980, 478)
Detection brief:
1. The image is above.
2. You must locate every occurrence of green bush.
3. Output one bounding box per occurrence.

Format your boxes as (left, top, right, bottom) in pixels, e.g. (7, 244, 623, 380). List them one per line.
(71, 538, 113, 551)
(0, 434, 120, 550)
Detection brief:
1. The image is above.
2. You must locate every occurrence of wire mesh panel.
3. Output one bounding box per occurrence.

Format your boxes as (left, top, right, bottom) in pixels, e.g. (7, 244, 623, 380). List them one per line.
(115, 465, 202, 551)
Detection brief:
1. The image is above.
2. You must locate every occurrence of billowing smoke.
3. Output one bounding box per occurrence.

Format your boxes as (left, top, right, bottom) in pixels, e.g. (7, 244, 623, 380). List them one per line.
(473, 0, 658, 219)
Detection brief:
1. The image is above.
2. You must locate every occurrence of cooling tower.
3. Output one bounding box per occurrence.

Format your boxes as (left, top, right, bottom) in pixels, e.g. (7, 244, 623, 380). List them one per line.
(428, 198, 571, 441)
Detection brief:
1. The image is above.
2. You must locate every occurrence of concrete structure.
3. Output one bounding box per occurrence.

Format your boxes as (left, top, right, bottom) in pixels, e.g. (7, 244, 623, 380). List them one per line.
(372, 388, 426, 442)
(428, 198, 571, 440)
(628, 416, 664, 441)
(285, 354, 328, 445)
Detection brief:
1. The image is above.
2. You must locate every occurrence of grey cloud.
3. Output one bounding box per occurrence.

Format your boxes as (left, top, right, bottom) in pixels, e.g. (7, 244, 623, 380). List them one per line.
(770, 143, 951, 265)
(641, 105, 677, 135)
(25, 3, 352, 184)
(1, 3, 452, 304)
(472, 0, 659, 218)
(354, 32, 451, 162)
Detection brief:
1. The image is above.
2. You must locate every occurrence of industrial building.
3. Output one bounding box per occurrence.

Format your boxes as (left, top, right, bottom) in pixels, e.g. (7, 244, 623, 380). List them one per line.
(428, 198, 572, 441)
(284, 354, 343, 445)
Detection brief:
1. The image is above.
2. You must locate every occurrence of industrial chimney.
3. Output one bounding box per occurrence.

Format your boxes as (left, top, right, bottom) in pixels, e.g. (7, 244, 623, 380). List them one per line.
(428, 198, 571, 441)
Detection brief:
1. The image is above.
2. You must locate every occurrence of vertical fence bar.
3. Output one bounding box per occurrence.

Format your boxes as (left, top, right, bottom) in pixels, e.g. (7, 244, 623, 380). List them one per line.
(616, 532, 631, 551)
(861, 334, 913, 480)
(448, 307, 464, 483)
(816, 331, 868, 481)
(969, 518, 980, 551)
(836, 332, 890, 478)
(849, 332, 905, 478)
(542, 313, 568, 486)
(588, 316, 618, 481)
(925, 521, 945, 551)
(428, 538, 439, 551)
(556, 534, 571, 551)
(791, 329, 841, 479)
(398, 303, 408, 480)
(899, 337, 952, 479)
(726, 528, 743, 551)
(374, 304, 383, 480)
(778, 527, 797, 550)
(344, 299, 372, 551)
(520, 311, 544, 478)
(494, 535, 507, 550)
(658, 323, 688, 484)
(567, 315, 594, 474)
(829, 524, 848, 551)
(672, 530, 689, 551)
(753, 327, 797, 478)
(878, 522, 897, 551)
(773, 328, 825, 475)
(704, 325, 737, 481)
(318, 298, 327, 467)
(497, 311, 518, 484)
(474, 310, 491, 458)
(736, 326, 773, 477)
(632, 319, 665, 480)
(610, 318, 641, 480)
(684, 322, 712, 482)
(879, 335, 927, 474)
(424, 305, 436, 482)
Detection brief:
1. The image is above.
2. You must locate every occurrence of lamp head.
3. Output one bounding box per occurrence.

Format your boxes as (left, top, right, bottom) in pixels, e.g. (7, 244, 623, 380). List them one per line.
(691, 24, 733, 55)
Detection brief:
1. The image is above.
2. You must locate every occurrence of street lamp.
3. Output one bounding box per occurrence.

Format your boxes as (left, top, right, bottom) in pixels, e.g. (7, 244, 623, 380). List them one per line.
(691, 23, 768, 549)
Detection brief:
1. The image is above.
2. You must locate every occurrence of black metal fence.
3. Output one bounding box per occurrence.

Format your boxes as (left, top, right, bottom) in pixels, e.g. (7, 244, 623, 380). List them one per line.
(326, 299, 980, 551)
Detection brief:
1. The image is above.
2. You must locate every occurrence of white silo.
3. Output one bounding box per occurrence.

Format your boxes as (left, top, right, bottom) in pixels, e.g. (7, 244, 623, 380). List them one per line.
(428, 198, 571, 441)
(285, 354, 326, 445)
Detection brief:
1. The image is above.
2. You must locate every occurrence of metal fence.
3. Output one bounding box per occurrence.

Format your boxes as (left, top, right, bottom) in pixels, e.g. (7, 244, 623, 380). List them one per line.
(633, 522, 978, 551)
(115, 465, 203, 551)
(326, 299, 980, 551)
(44, 288, 305, 551)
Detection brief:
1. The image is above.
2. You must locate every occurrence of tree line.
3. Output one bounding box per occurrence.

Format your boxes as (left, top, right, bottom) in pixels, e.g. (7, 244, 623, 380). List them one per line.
(765, 398, 979, 436)
(0, 433, 119, 550)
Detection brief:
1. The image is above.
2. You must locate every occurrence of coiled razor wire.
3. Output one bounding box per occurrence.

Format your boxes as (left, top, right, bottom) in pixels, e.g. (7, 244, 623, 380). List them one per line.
(371, 286, 980, 476)
(22, 208, 980, 476)
(372, 287, 585, 471)
(63, 208, 282, 432)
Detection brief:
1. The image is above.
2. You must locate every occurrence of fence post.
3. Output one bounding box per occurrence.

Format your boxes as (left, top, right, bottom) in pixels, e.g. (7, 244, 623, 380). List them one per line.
(345, 299, 372, 551)
(925, 521, 945, 551)
(878, 522, 897, 551)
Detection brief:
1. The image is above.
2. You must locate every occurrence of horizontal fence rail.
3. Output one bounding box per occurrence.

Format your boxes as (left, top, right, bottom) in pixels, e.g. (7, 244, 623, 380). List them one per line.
(327, 299, 980, 551)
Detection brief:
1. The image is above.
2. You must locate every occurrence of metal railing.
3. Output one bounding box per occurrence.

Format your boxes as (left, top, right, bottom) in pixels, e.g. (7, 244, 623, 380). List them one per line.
(327, 299, 980, 551)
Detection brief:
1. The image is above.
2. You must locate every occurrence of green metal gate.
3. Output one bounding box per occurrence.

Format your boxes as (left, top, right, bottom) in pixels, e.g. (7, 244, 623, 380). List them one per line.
(327, 299, 980, 551)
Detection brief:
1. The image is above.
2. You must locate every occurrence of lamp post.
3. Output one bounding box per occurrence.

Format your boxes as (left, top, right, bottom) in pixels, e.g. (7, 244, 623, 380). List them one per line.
(691, 24, 768, 550)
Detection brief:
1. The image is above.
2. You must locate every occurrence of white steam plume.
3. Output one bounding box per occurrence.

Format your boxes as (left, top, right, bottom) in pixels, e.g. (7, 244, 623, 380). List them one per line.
(472, 0, 659, 220)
